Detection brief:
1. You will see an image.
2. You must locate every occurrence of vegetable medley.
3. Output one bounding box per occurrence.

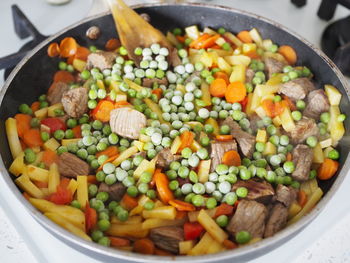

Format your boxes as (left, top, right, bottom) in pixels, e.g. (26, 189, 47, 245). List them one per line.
(5, 21, 346, 256)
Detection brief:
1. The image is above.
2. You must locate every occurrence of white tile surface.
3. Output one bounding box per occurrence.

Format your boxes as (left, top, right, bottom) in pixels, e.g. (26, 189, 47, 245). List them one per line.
(1, 0, 350, 263)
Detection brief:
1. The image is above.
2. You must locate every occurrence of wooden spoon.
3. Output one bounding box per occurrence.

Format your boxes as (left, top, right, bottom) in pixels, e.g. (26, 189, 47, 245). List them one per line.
(106, 0, 178, 66)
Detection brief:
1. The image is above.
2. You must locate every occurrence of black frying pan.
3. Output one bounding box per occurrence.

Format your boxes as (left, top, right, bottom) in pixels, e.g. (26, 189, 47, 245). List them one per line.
(0, 3, 349, 263)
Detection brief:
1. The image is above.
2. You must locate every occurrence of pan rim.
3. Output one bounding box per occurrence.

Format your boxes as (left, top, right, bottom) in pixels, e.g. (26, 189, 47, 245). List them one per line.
(0, 2, 349, 262)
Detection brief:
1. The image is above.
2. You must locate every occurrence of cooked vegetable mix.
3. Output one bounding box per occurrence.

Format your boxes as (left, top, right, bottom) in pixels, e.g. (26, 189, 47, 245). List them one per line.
(6, 21, 345, 256)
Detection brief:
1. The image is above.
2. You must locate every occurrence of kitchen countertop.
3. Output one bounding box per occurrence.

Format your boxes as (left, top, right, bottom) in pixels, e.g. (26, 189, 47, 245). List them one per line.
(1, 0, 350, 262)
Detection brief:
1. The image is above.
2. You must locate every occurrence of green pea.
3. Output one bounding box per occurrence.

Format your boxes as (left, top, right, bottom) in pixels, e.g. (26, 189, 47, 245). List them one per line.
(57, 146, 68, 155)
(239, 168, 251, 180)
(292, 111, 302, 121)
(96, 171, 106, 182)
(144, 201, 155, 211)
(236, 187, 248, 198)
(192, 194, 204, 207)
(255, 142, 265, 152)
(117, 209, 129, 221)
(64, 129, 74, 139)
(296, 100, 306, 110)
(309, 169, 317, 179)
(70, 200, 81, 209)
(306, 136, 318, 148)
(337, 114, 346, 122)
(91, 230, 104, 242)
(178, 166, 190, 178)
(283, 161, 295, 173)
(127, 186, 138, 197)
(235, 231, 251, 244)
(146, 189, 157, 199)
(30, 118, 40, 128)
(200, 136, 210, 146)
(328, 149, 340, 160)
(88, 184, 98, 197)
(216, 215, 228, 227)
(265, 171, 276, 183)
(138, 183, 149, 194)
(79, 115, 89, 124)
(96, 191, 109, 202)
(181, 147, 192, 159)
(18, 104, 31, 114)
(97, 219, 110, 231)
(40, 132, 50, 142)
(266, 125, 276, 135)
(24, 148, 36, 164)
(220, 125, 230, 135)
(54, 129, 65, 140)
(216, 164, 229, 175)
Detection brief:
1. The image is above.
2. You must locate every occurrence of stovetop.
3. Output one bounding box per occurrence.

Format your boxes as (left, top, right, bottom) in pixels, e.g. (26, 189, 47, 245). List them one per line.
(1, 0, 350, 263)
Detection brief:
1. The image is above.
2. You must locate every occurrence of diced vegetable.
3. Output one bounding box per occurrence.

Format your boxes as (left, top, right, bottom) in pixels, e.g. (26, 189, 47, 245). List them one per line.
(142, 218, 185, 229)
(312, 143, 324, 164)
(197, 209, 228, 243)
(328, 106, 345, 145)
(15, 174, 44, 198)
(27, 165, 49, 182)
(142, 206, 176, 220)
(256, 129, 267, 143)
(280, 107, 295, 132)
(5, 118, 22, 158)
(185, 25, 200, 40)
(48, 163, 60, 194)
(198, 160, 211, 183)
(77, 176, 88, 209)
(229, 64, 246, 83)
(43, 138, 60, 151)
(107, 223, 149, 238)
(179, 240, 195, 255)
(47, 103, 63, 117)
(9, 152, 25, 176)
(325, 84, 341, 106)
(112, 146, 138, 166)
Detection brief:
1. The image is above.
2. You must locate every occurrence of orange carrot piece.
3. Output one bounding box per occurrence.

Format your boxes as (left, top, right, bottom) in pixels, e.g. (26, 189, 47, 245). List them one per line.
(179, 131, 195, 152)
(20, 139, 26, 150)
(97, 154, 119, 171)
(23, 129, 43, 147)
(222, 150, 241, 166)
(47, 43, 60, 57)
(261, 99, 275, 118)
(169, 199, 196, 211)
(225, 81, 247, 103)
(154, 171, 174, 204)
(317, 158, 339, 180)
(209, 78, 227, 98)
(274, 100, 288, 116)
(42, 149, 59, 166)
(286, 153, 292, 162)
(91, 100, 115, 122)
(114, 100, 131, 109)
(223, 239, 238, 249)
(59, 37, 78, 58)
(108, 237, 131, 248)
(59, 177, 71, 189)
(175, 210, 187, 219)
(15, 114, 32, 138)
(154, 248, 173, 256)
(120, 194, 138, 211)
(105, 38, 120, 51)
(244, 50, 260, 59)
(67, 55, 75, 65)
(189, 33, 211, 49)
(200, 34, 220, 49)
(211, 44, 222, 49)
(237, 30, 253, 43)
(216, 135, 234, 142)
(278, 45, 297, 65)
(74, 46, 90, 61)
(53, 70, 75, 83)
(176, 35, 185, 43)
(96, 146, 119, 158)
(282, 96, 296, 111)
(215, 203, 234, 218)
(298, 190, 307, 207)
(87, 175, 98, 184)
(152, 88, 163, 100)
(214, 72, 229, 85)
(72, 125, 82, 138)
(133, 239, 155, 255)
(31, 101, 40, 112)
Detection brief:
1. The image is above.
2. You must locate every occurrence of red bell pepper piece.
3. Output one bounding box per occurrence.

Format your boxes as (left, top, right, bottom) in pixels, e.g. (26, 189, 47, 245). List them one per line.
(85, 201, 97, 233)
(41, 117, 67, 133)
(184, 222, 204, 240)
(48, 186, 73, 205)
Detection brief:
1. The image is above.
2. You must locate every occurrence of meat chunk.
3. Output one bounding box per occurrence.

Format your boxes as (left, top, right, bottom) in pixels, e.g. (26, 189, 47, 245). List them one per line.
(264, 57, 286, 78)
(98, 182, 126, 202)
(226, 200, 268, 238)
(168, 47, 182, 67)
(249, 114, 261, 133)
(288, 117, 319, 144)
(275, 184, 297, 207)
(245, 68, 255, 83)
(279, 78, 315, 101)
(61, 87, 88, 118)
(109, 107, 147, 139)
(292, 144, 313, 181)
(223, 117, 255, 158)
(156, 148, 181, 168)
(150, 226, 184, 253)
(47, 82, 69, 105)
(231, 180, 275, 204)
(303, 89, 330, 120)
(210, 140, 238, 172)
(87, 51, 117, 71)
(264, 203, 289, 238)
(58, 152, 90, 178)
(142, 77, 168, 88)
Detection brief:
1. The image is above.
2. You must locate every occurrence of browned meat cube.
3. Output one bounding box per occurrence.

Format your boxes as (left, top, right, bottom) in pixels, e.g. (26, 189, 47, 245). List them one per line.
(303, 89, 330, 120)
(87, 51, 117, 71)
(292, 144, 313, 181)
(109, 107, 147, 139)
(47, 82, 69, 105)
(150, 226, 184, 254)
(264, 57, 286, 78)
(264, 203, 289, 238)
(142, 77, 168, 88)
(223, 117, 255, 158)
(156, 148, 181, 168)
(275, 184, 297, 207)
(210, 140, 238, 172)
(245, 68, 255, 83)
(58, 152, 90, 178)
(61, 87, 88, 118)
(226, 200, 268, 238)
(279, 78, 315, 101)
(288, 117, 319, 144)
(168, 47, 182, 67)
(231, 180, 275, 204)
(98, 182, 126, 202)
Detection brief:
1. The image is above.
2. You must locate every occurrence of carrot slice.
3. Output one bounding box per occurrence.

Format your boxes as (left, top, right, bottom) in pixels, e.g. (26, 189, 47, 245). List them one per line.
(282, 95, 296, 111)
(216, 135, 233, 142)
(133, 239, 155, 255)
(15, 114, 32, 138)
(53, 70, 75, 83)
(209, 78, 227, 98)
(237, 30, 253, 43)
(176, 35, 185, 43)
(47, 43, 60, 57)
(74, 46, 90, 61)
(175, 210, 187, 219)
(278, 45, 297, 65)
(42, 149, 59, 166)
(223, 239, 238, 249)
(261, 99, 275, 118)
(317, 158, 339, 180)
(189, 33, 211, 49)
(286, 152, 292, 161)
(59, 37, 78, 58)
(31, 101, 40, 112)
(120, 194, 138, 211)
(169, 199, 196, 211)
(97, 154, 119, 171)
(298, 190, 307, 207)
(105, 38, 120, 51)
(214, 71, 229, 85)
(72, 125, 82, 138)
(96, 146, 119, 158)
(179, 131, 195, 152)
(225, 81, 246, 103)
(222, 150, 241, 166)
(91, 100, 115, 122)
(154, 171, 174, 204)
(23, 129, 43, 147)
(215, 203, 234, 218)
(201, 34, 221, 49)
(152, 88, 163, 100)
(108, 237, 130, 248)
(274, 100, 288, 116)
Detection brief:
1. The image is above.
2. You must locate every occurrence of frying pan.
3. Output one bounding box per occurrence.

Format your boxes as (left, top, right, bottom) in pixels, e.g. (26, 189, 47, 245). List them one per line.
(1, 3, 350, 263)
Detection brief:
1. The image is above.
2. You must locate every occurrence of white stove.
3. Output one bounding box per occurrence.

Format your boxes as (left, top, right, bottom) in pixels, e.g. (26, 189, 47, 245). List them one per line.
(1, 0, 350, 262)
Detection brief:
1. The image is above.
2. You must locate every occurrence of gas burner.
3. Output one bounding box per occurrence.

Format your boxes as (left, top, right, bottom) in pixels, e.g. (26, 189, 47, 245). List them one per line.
(0, 5, 47, 80)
